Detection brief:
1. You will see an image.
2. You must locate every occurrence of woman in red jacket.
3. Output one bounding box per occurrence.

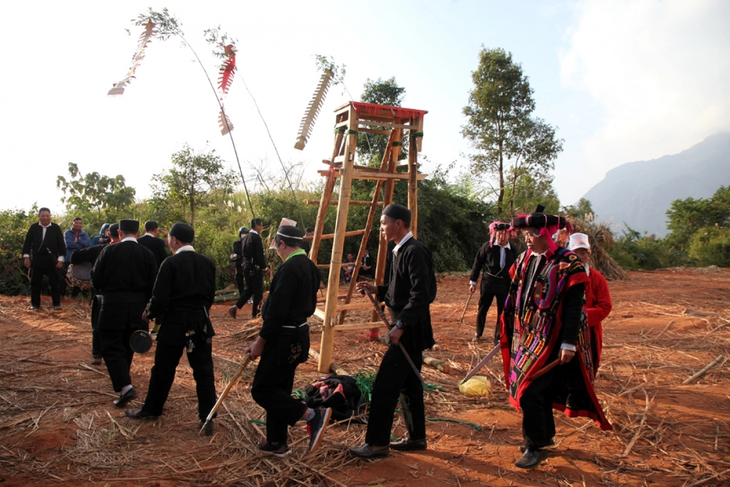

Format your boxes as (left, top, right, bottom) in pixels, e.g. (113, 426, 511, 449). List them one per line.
(568, 233, 612, 372)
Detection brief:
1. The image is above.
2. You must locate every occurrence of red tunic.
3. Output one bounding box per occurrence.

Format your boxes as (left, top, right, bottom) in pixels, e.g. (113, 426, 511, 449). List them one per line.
(585, 268, 612, 371)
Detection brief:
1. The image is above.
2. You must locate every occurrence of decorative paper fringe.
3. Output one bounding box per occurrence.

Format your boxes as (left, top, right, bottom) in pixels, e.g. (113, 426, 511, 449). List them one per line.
(108, 22, 156, 96)
(218, 44, 237, 98)
(215, 44, 236, 135)
(219, 108, 234, 135)
(294, 68, 333, 150)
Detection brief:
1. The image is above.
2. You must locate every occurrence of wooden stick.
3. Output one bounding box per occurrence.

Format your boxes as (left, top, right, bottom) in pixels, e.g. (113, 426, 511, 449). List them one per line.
(200, 354, 253, 432)
(530, 358, 561, 381)
(424, 356, 451, 374)
(683, 354, 726, 384)
(455, 292, 472, 334)
(622, 388, 650, 457)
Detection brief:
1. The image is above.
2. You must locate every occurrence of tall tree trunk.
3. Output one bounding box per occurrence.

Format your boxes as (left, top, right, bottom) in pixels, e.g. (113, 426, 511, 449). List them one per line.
(497, 140, 504, 215)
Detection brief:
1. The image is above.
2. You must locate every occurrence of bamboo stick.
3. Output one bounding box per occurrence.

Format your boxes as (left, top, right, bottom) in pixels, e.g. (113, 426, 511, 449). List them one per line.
(683, 355, 726, 384)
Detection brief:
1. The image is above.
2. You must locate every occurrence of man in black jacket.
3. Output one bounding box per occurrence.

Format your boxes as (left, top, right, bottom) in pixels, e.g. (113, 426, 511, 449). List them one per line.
(125, 223, 218, 435)
(91, 219, 157, 408)
(350, 204, 436, 459)
(137, 220, 169, 270)
(72, 223, 120, 364)
(246, 225, 330, 455)
(468, 222, 517, 344)
(22, 207, 66, 310)
(230, 225, 249, 297)
(229, 218, 269, 319)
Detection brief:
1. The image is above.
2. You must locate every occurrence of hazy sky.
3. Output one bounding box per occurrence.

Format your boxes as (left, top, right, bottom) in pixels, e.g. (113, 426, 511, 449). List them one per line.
(1, 0, 728, 216)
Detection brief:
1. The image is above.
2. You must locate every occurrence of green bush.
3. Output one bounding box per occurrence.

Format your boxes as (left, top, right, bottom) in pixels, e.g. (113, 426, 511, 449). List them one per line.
(688, 227, 730, 267)
(0, 208, 39, 295)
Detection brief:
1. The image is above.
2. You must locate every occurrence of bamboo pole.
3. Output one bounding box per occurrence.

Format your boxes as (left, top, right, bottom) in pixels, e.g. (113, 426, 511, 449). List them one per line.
(318, 104, 358, 372)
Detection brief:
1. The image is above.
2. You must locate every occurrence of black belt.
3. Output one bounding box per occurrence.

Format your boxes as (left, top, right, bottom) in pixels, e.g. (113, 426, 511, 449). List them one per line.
(281, 322, 308, 329)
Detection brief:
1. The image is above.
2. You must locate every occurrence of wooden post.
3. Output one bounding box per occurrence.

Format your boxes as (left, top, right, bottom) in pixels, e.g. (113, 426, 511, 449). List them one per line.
(407, 121, 419, 237)
(318, 105, 358, 372)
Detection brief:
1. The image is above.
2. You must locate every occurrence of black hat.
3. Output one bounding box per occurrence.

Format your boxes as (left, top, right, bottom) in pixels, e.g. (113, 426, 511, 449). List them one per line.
(276, 225, 304, 240)
(491, 222, 511, 231)
(119, 219, 139, 233)
(238, 226, 249, 236)
(108, 223, 119, 237)
(169, 222, 194, 243)
(511, 205, 567, 230)
(382, 204, 411, 226)
(144, 220, 159, 232)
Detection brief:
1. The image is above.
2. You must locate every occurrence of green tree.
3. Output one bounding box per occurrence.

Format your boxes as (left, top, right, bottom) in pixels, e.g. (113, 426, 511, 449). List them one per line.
(56, 162, 136, 226)
(665, 186, 730, 253)
(150, 145, 236, 225)
(462, 47, 563, 217)
(562, 198, 595, 221)
(502, 168, 560, 216)
(358, 77, 407, 164)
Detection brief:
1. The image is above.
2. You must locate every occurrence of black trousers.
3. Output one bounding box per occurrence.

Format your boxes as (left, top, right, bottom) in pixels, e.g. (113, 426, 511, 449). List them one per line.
(519, 345, 560, 450)
(98, 301, 147, 392)
(234, 264, 245, 296)
(141, 331, 216, 421)
(366, 342, 425, 446)
(91, 294, 102, 358)
(235, 265, 263, 317)
(30, 265, 61, 307)
(251, 342, 307, 445)
(476, 283, 507, 344)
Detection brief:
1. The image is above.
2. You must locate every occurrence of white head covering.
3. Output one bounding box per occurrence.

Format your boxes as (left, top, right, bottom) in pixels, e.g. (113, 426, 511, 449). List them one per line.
(569, 233, 591, 251)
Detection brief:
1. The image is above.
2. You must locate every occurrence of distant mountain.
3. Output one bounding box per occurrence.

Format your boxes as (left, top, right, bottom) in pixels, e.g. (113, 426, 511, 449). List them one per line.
(582, 132, 730, 237)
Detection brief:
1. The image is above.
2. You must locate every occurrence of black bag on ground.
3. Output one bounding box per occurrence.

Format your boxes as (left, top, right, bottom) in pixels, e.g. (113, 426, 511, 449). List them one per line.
(303, 375, 366, 422)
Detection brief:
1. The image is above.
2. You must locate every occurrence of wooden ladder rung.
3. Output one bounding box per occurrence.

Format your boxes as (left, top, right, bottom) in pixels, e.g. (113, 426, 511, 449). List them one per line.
(318, 229, 365, 241)
(336, 322, 387, 331)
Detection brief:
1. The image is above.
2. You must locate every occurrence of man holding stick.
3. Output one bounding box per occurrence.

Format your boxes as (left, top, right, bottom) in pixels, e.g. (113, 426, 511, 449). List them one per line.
(502, 207, 611, 469)
(246, 225, 329, 456)
(350, 204, 436, 459)
(125, 223, 218, 435)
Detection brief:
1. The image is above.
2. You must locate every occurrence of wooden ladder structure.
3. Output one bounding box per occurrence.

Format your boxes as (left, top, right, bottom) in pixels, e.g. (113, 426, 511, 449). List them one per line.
(308, 101, 428, 372)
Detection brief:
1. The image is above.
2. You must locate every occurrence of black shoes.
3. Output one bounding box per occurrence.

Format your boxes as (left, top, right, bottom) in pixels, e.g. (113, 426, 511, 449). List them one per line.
(349, 444, 390, 459)
(125, 407, 159, 419)
(515, 448, 549, 469)
(390, 437, 427, 451)
(518, 438, 555, 452)
(306, 407, 332, 453)
(258, 441, 290, 457)
(53, 305, 62, 310)
(113, 387, 138, 408)
(228, 306, 237, 319)
(91, 356, 103, 366)
(27, 306, 40, 311)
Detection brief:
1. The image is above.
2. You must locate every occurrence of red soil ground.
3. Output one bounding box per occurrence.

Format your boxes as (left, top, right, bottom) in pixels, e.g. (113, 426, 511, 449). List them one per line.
(1, 267, 729, 486)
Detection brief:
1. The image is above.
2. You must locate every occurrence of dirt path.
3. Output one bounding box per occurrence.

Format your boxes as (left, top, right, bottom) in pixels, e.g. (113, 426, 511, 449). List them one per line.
(1, 268, 729, 486)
